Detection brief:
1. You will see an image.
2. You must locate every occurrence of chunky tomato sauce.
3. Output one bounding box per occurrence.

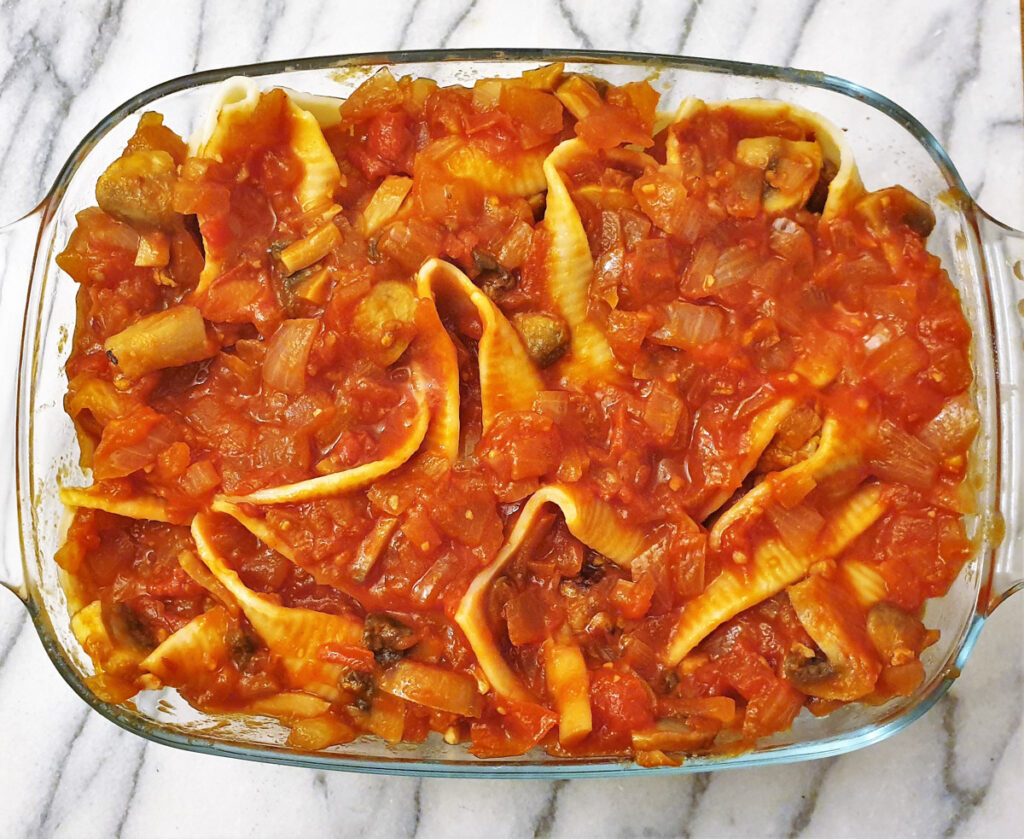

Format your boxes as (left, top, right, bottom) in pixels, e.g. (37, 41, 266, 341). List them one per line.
(56, 65, 976, 764)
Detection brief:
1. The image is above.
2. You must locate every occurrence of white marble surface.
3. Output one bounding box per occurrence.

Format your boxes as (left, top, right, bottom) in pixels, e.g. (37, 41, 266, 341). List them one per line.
(0, 1, 1022, 837)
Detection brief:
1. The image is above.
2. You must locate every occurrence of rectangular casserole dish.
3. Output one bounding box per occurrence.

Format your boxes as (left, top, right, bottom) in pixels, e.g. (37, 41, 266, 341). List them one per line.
(0, 48, 1021, 778)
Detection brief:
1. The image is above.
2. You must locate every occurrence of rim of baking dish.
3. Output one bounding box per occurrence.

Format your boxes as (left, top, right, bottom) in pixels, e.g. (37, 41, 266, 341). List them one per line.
(15, 48, 994, 778)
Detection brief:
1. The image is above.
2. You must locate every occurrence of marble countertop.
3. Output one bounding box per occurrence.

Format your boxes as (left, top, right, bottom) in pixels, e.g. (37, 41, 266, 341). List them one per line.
(1, 1, 1022, 836)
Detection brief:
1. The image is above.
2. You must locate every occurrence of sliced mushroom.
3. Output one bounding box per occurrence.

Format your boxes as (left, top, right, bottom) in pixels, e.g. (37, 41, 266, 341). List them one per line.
(855, 186, 935, 239)
(352, 281, 419, 366)
(735, 137, 824, 214)
(96, 149, 179, 229)
(363, 613, 418, 667)
(785, 573, 882, 701)
(865, 602, 930, 666)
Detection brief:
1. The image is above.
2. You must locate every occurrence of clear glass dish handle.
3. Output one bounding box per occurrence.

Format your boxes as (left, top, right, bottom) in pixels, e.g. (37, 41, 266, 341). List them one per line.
(0, 211, 39, 604)
(979, 210, 1024, 613)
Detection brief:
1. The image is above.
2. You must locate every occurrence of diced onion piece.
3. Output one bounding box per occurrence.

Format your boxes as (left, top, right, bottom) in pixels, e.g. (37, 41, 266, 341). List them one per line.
(66, 377, 133, 426)
(642, 383, 684, 442)
(865, 334, 929, 390)
(918, 394, 979, 456)
(472, 78, 504, 111)
(262, 318, 320, 395)
(709, 244, 759, 290)
(554, 75, 603, 120)
(869, 420, 939, 489)
(280, 222, 341, 275)
(135, 231, 170, 267)
(767, 503, 826, 554)
(349, 517, 398, 583)
(521, 62, 564, 91)
(632, 172, 705, 243)
(768, 218, 814, 269)
(286, 714, 358, 751)
(293, 266, 333, 304)
(246, 693, 331, 720)
(179, 459, 220, 498)
(496, 220, 533, 270)
(533, 390, 571, 422)
(339, 68, 403, 122)
(657, 695, 737, 726)
(631, 717, 719, 752)
(543, 640, 592, 746)
(360, 175, 413, 237)
(104, 305, 214, 379)
(650, 301, 725, 349)
(377, 659, 484, 718)
(865, 602, 930, 666)
(93, 408, 178, 480)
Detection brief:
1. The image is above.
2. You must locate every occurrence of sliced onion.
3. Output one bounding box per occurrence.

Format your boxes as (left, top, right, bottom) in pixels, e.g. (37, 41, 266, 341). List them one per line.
(263, 318, 320, 396)
(865, 334, 929, 389)
(651, 301, 725, 349)
(377, 659, 483, 717)
(918, 394, 979, 455)
(642, 384, 685, 441)
(869, 420, 939, 489)
(681, 239, 719, 297)
(710, 244, 760, 290)
(533, 390, 571, 422)
(767, 503, 826, 554)
(768, 217, 813, 269)
(93, 413, 179, 481)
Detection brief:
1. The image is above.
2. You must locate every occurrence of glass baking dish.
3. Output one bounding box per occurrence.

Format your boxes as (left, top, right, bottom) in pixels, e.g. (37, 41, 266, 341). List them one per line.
(0, 49, 1021, 779)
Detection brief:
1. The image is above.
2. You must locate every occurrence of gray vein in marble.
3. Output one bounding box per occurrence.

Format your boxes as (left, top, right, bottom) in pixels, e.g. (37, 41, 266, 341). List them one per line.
(941, 692, 1022, 838)
(555, 0, 594, 49)
(673, 0, 703, 53)
(0, 40, 66, 200)
(255, 0, 286, 60)
(398, 0, 426, 50)
(627, 0, 642, 41)
(189, 0, 209, 72)
(786, 757, 836, 838)
(780, 0, 820, 66)
(290, 0, 329, 56)
(0, 611, 27, 673)
(937, 0, 985, 144)
(726, 8, 756, 62)
(113, 745, 148, 839)
(410, 777, 423, 837)
(0, 0, 127, 200)
(532, 778, 566, 839)
(440, 0, 477, 48)
(679, 773, 711, 839)
(27, 708, 91, 838)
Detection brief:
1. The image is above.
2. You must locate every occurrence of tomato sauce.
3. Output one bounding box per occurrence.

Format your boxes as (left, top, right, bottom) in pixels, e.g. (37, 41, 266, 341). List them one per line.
(56, 67, 976, 762)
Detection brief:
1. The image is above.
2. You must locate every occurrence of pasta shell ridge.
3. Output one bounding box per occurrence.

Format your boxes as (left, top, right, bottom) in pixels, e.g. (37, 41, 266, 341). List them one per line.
(416, 258, 543, 432)
(191, 513, 362, 701)
(455, 484, 646, 704)
(665, 482, 888, 666)
(541, 140, 620, 381)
